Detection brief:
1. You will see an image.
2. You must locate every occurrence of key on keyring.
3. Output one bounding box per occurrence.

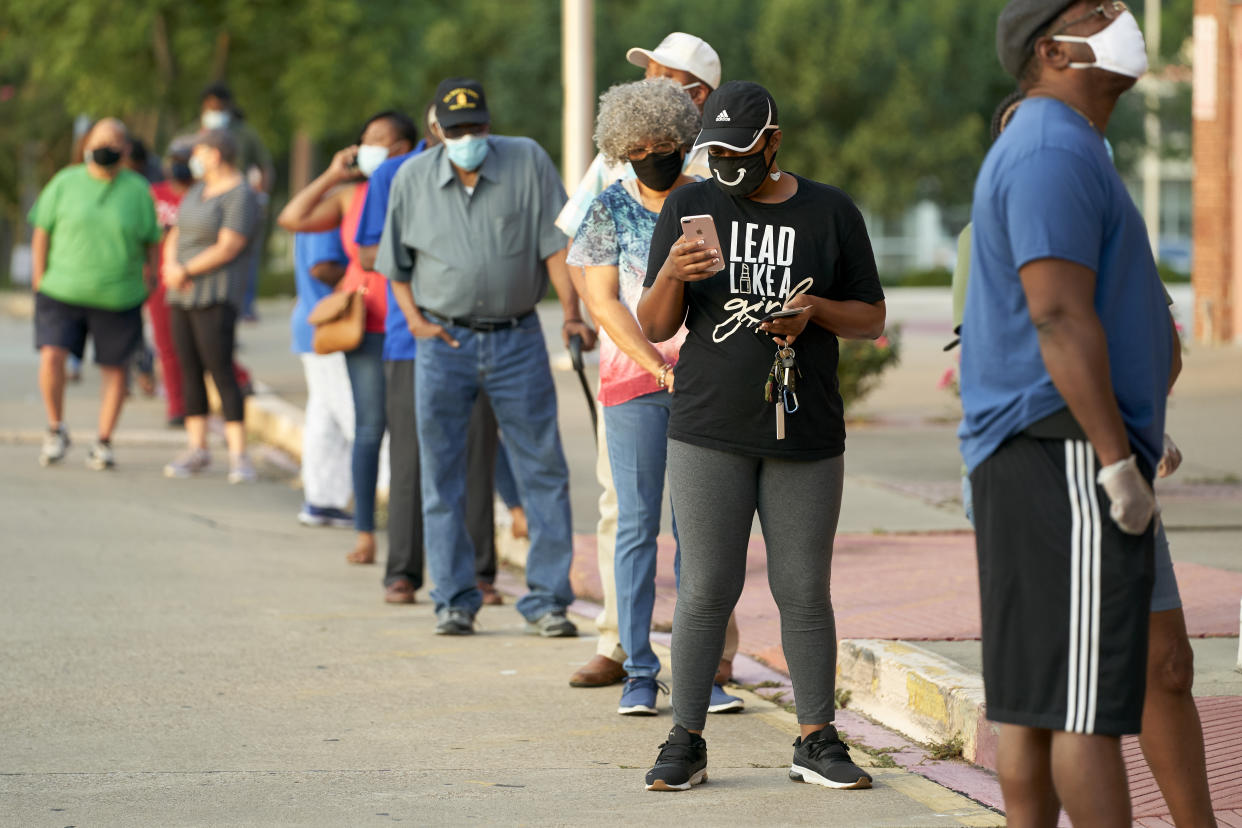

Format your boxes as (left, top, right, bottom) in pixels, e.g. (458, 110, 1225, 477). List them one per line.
(778, 346, 797, 391)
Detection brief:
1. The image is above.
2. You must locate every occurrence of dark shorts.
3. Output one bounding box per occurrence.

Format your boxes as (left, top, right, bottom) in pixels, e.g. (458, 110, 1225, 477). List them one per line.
(34, 292, 144, 366)
(971, 434, 1154, 736)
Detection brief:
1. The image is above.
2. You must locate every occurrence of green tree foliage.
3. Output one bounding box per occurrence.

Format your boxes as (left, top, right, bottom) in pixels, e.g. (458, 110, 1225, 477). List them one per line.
(0, 0, 1194, 225)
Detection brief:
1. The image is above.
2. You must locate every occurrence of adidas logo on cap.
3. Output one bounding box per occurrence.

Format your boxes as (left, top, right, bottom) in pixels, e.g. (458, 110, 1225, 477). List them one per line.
(715, 110, 731, 122)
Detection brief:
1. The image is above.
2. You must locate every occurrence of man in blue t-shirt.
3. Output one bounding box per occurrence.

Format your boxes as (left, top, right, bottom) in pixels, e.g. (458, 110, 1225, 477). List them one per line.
(960, 2, 1178, 824)
(291, 230, 354, 528)
(353, 107, 508, 607)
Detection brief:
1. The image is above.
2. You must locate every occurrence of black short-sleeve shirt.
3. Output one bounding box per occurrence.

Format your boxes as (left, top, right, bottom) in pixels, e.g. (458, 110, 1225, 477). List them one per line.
(643, 176, 884, 460)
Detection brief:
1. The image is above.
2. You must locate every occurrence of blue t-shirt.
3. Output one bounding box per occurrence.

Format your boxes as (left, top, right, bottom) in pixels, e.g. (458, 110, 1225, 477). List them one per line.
(357, 140, 425, 360)
(958, 97, 1171, 474)
(290, 230, 349, 354)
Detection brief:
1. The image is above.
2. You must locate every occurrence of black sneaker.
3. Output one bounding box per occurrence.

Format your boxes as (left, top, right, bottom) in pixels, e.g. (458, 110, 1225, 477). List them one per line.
(789, 725, 872, 789)
(434, 607, 475, 636)
(644, 724, 707, 792)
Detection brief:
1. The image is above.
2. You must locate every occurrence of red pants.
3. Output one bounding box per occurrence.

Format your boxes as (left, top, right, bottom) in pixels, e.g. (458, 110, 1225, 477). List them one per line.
(146, 283, 251, 420)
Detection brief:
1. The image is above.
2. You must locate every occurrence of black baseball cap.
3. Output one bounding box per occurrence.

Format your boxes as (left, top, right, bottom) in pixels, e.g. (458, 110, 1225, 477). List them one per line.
(996, 0, 1076, 79)
(434, 78, 490, 129)
(692, 81, 779, 153)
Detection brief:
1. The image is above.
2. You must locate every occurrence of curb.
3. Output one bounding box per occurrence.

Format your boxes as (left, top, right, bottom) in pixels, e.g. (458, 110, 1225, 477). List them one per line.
(836, 638, 997, 771)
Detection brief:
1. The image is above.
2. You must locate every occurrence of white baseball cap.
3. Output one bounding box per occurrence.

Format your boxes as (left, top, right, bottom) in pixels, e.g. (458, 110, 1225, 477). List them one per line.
(626, 32, 721, 90)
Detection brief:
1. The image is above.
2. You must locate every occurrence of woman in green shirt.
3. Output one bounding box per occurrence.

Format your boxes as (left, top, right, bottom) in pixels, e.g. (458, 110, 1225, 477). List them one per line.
(29, 117, 161, 471)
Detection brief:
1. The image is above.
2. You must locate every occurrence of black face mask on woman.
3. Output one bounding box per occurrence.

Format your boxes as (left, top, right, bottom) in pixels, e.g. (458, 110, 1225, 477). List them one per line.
(708, 134, 776, 198)
(86, 146, 123, 167)
(630, 149, 683, 192)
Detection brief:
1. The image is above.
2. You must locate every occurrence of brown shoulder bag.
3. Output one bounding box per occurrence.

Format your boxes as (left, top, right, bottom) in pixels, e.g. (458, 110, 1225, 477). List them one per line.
(308, 288, 366, 355)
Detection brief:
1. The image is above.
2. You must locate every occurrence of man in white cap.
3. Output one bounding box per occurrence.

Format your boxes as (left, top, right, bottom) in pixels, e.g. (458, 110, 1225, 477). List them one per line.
(559, 33, 743, 716)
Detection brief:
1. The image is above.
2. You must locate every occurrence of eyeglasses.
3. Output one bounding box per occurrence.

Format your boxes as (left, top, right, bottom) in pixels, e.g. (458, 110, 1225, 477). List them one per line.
(625, 141, 680, 162)
(1050, 1, 1127, 37)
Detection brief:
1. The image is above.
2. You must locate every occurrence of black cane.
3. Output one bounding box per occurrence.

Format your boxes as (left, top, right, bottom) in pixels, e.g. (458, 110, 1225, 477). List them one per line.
(568, 334, 598, 445)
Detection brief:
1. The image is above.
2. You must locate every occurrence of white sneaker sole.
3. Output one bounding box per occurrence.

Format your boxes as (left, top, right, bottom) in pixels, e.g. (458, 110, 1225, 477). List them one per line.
(618, 704, 658, 716)
(39, 454, 63, 467)
(789, 763, 872, 789)
(707, 698, 745, 713)
(646, 769, 707, 791)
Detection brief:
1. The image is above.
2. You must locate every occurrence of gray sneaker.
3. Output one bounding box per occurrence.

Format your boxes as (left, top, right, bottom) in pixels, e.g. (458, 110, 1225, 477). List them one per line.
(525, 611, 578, 638)
(227, 453, 257, 484)
(434, 607, 475, 636)
(85, 440, 115, 470)
(39, 425, 70, 467)
(165, 448, 211, 478)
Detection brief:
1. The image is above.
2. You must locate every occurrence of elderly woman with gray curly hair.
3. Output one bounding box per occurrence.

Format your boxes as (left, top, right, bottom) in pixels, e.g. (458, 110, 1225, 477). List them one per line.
(566, 77, 706, 718)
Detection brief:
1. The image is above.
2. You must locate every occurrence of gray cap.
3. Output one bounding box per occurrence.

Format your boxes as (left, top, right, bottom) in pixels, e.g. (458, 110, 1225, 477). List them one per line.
(996, 0, 1074, 79)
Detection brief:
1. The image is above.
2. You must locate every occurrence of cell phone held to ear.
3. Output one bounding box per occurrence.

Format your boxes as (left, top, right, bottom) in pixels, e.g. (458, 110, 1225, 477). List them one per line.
(680, 214, 726, 273)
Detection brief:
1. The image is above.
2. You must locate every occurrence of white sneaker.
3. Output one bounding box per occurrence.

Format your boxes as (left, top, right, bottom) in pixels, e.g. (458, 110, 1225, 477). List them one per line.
(39, 425, 70, 467)
(85, 440, 115, 470)
(228, 453, 257, 484)
(165, 448, 211, 478)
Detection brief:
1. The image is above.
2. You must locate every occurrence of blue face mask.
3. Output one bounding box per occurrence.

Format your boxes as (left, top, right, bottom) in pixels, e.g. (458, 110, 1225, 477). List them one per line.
(444, 134, 489, 171)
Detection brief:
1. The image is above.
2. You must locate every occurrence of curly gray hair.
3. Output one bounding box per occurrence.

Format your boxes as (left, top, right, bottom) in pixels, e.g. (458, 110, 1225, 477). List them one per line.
(594, 78, 701, 166)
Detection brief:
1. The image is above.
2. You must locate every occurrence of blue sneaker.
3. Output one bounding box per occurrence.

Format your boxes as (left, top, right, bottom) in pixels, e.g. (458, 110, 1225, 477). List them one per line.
(298, 504, 354, 528)
(618, 676, 668, 716)
(707, 683, 744, 713)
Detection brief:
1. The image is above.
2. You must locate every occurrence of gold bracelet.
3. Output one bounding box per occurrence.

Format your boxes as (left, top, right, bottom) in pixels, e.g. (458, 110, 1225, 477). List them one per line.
(657, 363, 672, 388)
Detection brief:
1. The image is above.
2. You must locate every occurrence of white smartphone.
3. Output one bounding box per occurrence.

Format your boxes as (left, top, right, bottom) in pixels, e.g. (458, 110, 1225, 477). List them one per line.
(679, 214, 726, 273)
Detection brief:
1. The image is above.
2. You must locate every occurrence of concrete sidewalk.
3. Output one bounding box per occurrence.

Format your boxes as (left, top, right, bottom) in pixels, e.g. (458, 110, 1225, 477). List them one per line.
(0, 442, 1001, 827)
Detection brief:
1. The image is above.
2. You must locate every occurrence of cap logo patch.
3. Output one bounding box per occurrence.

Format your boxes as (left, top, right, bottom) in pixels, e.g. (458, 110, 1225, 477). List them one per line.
(715, 109, 731, 122)
(444, 88, 480, 111)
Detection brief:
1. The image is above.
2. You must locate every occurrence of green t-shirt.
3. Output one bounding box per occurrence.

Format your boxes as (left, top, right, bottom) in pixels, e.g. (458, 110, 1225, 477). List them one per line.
(28, 166, 161, 310)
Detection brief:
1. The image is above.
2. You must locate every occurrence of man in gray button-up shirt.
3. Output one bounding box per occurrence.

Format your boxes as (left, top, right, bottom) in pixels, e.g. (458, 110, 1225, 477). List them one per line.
(376, 77, 595, 637)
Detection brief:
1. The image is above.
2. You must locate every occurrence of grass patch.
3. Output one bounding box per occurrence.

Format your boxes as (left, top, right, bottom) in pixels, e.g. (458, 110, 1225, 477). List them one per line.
(927, 735, 964, 760)
(835, 688, 853, 709)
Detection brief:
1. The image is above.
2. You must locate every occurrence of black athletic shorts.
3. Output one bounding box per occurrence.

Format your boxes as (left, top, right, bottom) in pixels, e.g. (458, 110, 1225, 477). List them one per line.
(34, 292, 144, 366)
(971, 433, 1154, 735)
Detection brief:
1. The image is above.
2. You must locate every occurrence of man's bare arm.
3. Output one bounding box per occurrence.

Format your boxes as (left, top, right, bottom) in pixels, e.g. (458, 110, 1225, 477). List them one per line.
(1020, 258, 1129, 466)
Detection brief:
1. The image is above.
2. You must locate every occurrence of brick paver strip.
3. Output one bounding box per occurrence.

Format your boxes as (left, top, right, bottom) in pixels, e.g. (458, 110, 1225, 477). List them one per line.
(567, 532, 1242, 651)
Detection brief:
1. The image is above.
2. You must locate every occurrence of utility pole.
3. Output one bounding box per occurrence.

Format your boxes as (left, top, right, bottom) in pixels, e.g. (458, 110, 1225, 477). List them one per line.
(1142, 0, 1162, 259)
(561, 0, 594, 187)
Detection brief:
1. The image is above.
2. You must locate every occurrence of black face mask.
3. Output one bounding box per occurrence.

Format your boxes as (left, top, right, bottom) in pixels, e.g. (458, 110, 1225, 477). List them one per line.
(87, 146, 123, 167)
(170, 161, 193, 183)
(708, 135, 776, 198)
(630, 149, 683, 192)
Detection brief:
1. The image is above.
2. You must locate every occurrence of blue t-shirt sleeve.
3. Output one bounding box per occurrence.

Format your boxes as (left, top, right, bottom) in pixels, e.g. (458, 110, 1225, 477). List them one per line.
(305, 228, 348, 268)
(1004, 148, 1106, 274)
(355, 158, 401, 247)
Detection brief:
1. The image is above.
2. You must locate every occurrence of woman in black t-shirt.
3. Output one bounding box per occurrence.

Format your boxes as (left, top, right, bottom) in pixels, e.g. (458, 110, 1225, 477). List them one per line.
(636, 82, 886, 793)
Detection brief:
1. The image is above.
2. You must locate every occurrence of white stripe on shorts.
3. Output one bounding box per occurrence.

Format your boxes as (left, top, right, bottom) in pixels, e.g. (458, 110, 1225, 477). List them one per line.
(1064, 440, 1101, 734)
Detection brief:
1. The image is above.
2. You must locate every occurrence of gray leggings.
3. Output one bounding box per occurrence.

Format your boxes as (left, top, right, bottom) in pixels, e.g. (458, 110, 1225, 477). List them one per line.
(667, 439, 844, 730)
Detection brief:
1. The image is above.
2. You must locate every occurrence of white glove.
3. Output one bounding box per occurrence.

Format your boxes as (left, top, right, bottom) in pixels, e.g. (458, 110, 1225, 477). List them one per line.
(1096, 455, 1156, 535)
(1156, 433, 1182, 478)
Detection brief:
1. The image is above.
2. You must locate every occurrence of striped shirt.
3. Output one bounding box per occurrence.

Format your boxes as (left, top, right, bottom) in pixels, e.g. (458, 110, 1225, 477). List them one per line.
(168, 180, 259, 310)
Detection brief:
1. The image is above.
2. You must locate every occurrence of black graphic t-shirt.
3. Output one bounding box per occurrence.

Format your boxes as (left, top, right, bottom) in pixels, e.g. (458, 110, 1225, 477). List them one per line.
(643, 176, 884, 460)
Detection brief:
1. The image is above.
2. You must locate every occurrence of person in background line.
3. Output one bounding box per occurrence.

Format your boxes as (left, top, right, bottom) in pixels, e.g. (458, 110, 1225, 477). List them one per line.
(354, 101, 513, 606)
(194, 83, 274, 322)
(290, 228, 355, 529)
(278, 110, 418, 567)
(560, 31, 742, 697)
(637, 81, 884, 792)
(122, 137, 160, 398)
(149, 138, 254, 427)
(29, 117, 161, 470)
(162, 129, 261, 484)
(376, 76, 595, 637)
(959, 2, 1180, 823)
(570, 78, 730, 717)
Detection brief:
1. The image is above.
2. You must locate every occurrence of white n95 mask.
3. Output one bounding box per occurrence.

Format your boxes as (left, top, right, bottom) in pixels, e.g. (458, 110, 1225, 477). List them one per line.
(1053, 10, 1148, 79)
(355, 144, 389, 178)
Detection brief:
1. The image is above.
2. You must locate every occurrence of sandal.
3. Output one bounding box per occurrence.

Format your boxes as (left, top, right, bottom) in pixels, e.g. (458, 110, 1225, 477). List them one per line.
(346, 534, 376, 565)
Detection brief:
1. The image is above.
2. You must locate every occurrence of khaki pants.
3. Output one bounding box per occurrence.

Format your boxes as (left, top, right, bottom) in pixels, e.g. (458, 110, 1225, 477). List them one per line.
(593, 404, 738, 664)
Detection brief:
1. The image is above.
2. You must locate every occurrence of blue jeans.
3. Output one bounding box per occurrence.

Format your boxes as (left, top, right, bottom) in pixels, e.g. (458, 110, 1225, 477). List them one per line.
(605, 390, 676, 679)
(415, 313, 574, 619)
(345, 333, 386, 532)
(494, 440, 522, 510)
